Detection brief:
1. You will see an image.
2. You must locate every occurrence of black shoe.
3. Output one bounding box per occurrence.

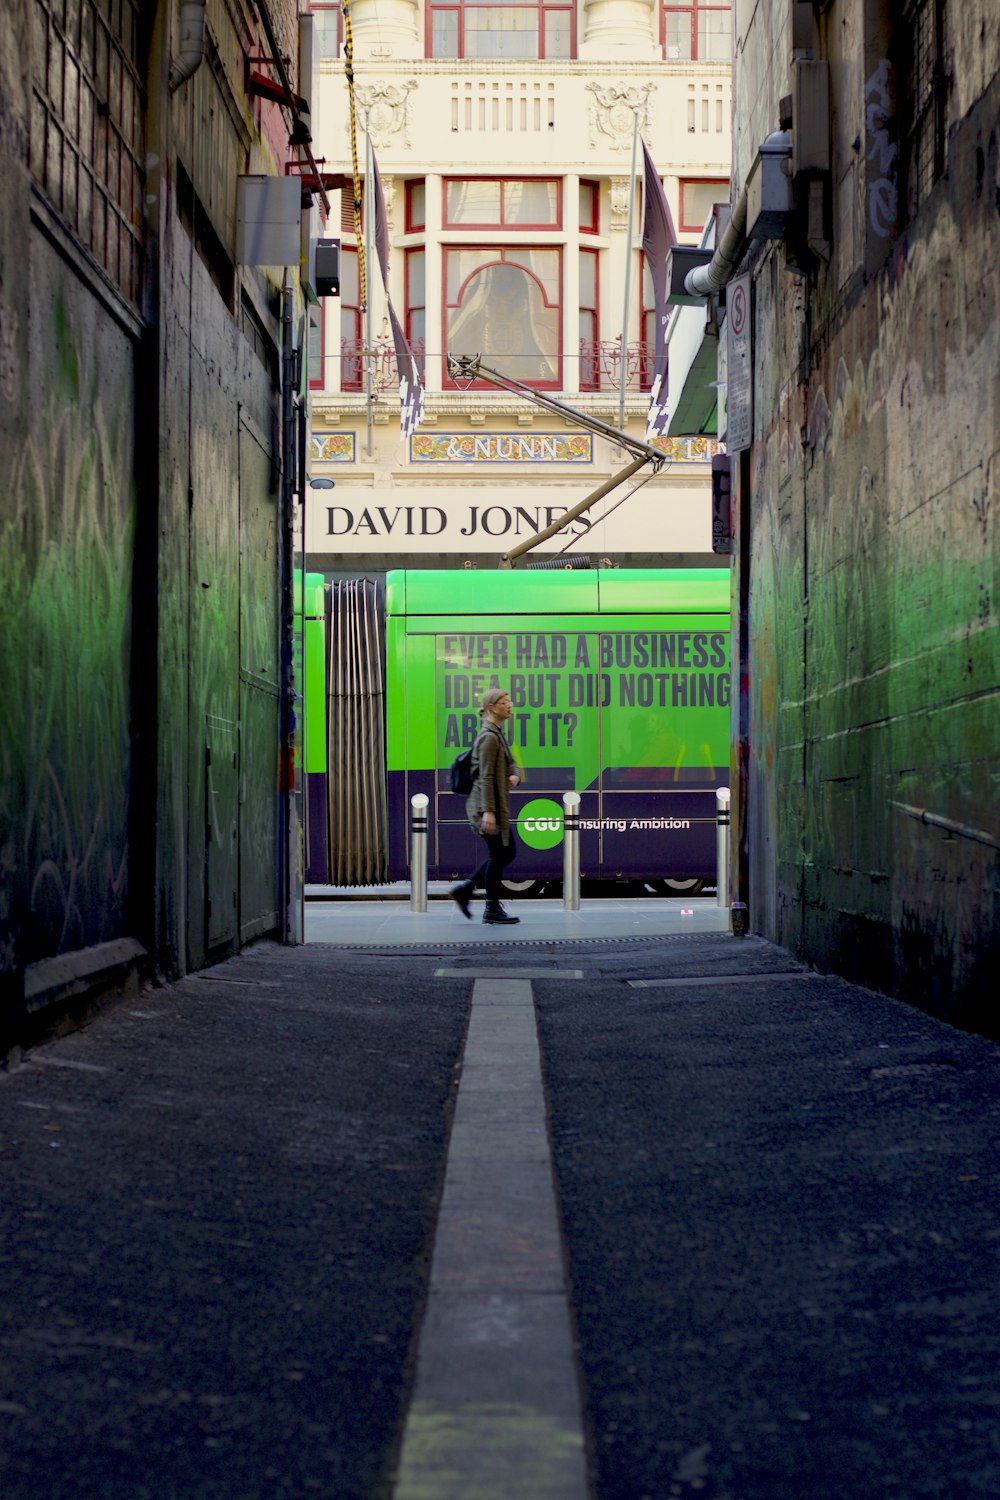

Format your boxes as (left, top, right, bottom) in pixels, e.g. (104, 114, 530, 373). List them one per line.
(451, 881, 474, 919)
(482, 902, 520, 925)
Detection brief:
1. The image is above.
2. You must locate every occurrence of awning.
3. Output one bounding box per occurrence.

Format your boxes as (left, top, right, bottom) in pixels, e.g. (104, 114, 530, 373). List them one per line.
(666, 301, 718, 436)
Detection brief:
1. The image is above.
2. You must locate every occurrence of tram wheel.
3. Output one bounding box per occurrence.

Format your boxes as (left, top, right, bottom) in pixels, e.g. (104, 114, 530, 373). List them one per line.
(648, 878, 706, 896)
(500, 876, 545, 898)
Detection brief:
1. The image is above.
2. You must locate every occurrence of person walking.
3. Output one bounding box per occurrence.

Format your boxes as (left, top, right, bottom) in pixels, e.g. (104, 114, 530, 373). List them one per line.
(451, 688, 522, 925)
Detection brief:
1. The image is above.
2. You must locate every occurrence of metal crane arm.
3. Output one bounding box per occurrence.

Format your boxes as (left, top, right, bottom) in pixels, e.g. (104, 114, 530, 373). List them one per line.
(445, 354, 665, 565)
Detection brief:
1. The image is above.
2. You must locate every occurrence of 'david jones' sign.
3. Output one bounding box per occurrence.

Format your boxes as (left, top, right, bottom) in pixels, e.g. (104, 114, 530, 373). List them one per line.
(315, 500, 600, 548)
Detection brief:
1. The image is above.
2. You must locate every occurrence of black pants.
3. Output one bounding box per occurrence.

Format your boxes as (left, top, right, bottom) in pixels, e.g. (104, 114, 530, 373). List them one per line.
(469, 828, 518, 902)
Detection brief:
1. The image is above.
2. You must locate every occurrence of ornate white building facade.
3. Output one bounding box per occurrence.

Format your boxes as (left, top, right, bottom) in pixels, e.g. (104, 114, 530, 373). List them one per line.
(305, 0, 732, 570)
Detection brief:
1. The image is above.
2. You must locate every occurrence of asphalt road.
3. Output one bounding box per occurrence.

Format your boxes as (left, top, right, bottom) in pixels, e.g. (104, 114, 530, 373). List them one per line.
(3, 931, 1000, 1499)
(534, 936, 1000, 1500)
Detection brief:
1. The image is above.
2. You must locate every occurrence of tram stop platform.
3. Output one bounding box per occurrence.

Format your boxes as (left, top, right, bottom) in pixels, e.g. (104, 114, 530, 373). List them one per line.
(4, 906, 1000, 1500)
(305, 883, 733, 943)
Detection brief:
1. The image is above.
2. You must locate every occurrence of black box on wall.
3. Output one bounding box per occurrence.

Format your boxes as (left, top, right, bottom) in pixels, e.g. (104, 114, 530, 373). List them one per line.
(315, 238, 340, 297)
(711, 454, 734, 554)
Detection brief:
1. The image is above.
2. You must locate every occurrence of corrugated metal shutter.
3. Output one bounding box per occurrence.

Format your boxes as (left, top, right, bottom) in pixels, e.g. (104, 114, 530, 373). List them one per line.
(326, 579, 388, 884)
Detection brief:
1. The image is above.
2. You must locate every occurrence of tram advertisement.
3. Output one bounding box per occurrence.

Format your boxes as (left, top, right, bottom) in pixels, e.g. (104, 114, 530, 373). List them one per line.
(431, 624, 730, 883)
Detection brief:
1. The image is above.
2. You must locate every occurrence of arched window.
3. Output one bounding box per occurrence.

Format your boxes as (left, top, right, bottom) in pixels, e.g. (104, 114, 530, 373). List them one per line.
(444, 250, 562, 388)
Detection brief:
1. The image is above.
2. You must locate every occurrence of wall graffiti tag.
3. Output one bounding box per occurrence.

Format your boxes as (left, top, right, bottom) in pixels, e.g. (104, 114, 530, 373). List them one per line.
(865, 60, 898, 239)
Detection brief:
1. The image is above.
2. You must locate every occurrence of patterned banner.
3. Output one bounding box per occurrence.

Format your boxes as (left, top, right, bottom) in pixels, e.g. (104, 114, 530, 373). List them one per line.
(409, 433, 593, 463)
(641, 139, 676, 441)
(649, 436, 721, 462)
(310, 432, 356, 463)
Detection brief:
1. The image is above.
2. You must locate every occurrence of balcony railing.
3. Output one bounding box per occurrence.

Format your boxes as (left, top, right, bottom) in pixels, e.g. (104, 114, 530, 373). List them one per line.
(579, 339, 654, 392)
(340, 336, 425, 392)
(335, 337, 653, 392)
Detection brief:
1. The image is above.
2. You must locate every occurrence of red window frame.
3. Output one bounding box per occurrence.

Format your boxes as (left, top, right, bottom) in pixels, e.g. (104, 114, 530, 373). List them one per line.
(339, 245, 363, 391)
(662, 2, 731, 60)
(406, 248, 426, 361)
(405, 180, 425, 233)
(442, 178, 562, 231)
(307, 2, 342, 58)
(309, 304, 325, 390)
(579, 247, 600, 391)
(678, 178, 729, 235)
(427, 0, 576, 60)
(442, 246, 563, 391)
(579, 179, 599, 235)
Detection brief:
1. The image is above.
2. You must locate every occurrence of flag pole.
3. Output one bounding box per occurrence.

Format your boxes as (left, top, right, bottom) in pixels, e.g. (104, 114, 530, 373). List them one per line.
(618, 106, 640, 446)
(363, 111, 375, 459)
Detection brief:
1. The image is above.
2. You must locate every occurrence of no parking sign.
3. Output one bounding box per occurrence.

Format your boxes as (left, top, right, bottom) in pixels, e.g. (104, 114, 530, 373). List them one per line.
(726, 272, 752, 451)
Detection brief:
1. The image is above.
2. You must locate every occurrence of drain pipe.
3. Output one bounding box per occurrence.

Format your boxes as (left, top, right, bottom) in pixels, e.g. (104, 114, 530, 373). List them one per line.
(684, 186, 749, 298)
(169, 0, 207, 92)
(684, 129, 791, 298)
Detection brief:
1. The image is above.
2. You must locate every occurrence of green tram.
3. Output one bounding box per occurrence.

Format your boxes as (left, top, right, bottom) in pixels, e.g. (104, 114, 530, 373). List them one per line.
(303, 568, 732, 895)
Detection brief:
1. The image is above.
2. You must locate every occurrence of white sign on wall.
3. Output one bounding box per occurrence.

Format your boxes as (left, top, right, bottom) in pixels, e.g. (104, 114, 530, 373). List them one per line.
(305, 482, 713, 555)
(725, 272, 752, 452)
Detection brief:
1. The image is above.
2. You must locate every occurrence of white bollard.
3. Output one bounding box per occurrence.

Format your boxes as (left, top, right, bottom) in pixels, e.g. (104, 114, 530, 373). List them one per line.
(410, 793, 429, 912)
(716, 786, 731, 909)
(562, 791, 581, 912)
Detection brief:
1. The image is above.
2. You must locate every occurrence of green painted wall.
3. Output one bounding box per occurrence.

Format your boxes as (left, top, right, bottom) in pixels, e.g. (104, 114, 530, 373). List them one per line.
(737, 3, 999, 1030)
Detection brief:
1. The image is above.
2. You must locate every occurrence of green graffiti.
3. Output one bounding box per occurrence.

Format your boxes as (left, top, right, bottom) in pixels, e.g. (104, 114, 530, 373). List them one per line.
(0, 294, 135, 970)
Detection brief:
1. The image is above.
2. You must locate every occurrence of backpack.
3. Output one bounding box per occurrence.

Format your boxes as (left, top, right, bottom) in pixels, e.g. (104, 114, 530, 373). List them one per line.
(449, 745, 476, 796)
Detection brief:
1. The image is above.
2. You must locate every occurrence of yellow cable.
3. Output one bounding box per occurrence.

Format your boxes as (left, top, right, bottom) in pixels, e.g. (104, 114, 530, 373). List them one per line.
(342, 0, 367, 311)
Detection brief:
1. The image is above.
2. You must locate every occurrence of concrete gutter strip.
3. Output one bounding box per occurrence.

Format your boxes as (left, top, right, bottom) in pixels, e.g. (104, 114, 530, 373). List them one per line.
(392, 976, 589, 1500)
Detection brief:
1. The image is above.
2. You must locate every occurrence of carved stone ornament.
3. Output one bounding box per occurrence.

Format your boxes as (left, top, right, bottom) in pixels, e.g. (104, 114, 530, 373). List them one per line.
(379, 175, 396, 232)
(356, 80, 417, 149)
(586, 82, 654, 150)
(609, 177, 631, 224)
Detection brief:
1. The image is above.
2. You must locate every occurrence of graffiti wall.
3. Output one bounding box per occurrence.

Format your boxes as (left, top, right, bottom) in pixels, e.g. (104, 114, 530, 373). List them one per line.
(0, 0, 297, 1027)
(0, 235, 137, 980)
(742, 5, 999, 1028)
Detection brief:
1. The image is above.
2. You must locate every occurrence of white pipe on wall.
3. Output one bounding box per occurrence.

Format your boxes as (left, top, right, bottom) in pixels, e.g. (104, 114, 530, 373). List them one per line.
(169, 0, 207, 92)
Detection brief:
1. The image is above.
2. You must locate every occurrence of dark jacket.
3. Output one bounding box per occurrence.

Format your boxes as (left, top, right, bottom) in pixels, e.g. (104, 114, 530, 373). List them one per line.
(467, 722, 515, 841)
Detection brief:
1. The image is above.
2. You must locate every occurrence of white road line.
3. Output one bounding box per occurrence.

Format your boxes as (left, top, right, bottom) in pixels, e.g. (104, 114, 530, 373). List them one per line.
(627, 970, 815, 988)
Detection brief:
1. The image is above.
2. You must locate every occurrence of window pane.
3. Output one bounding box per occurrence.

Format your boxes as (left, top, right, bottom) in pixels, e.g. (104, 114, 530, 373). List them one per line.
(447, 249, 488, 302)
(409, 308, 426, 346)
(579, 310, 598, 387)
(408, 181, 425, 230)
(314, 12, 340, 58)
(465, 8, 536, 59)
(340, 248, 359, 304)
(431, 10, 459, 56)
(447, 256, 559, 382)
(698, 9, 731, 59)
(503, 179, 557, 225)
(579, 250, 596, 306)
(447, 179, 502, 223)
(309, 312, 323, 385)
(408, 249, 426, 305)
(680, 179, 728, 232)
(544, 9, 571, 57)
(579, 180, 598, 232)
(516, 247, 560, 304)
(664, 11, 692, 59)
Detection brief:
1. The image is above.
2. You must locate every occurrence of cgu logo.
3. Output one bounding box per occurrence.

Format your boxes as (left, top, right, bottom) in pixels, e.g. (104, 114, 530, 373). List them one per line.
(518, 799, 565, 850)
